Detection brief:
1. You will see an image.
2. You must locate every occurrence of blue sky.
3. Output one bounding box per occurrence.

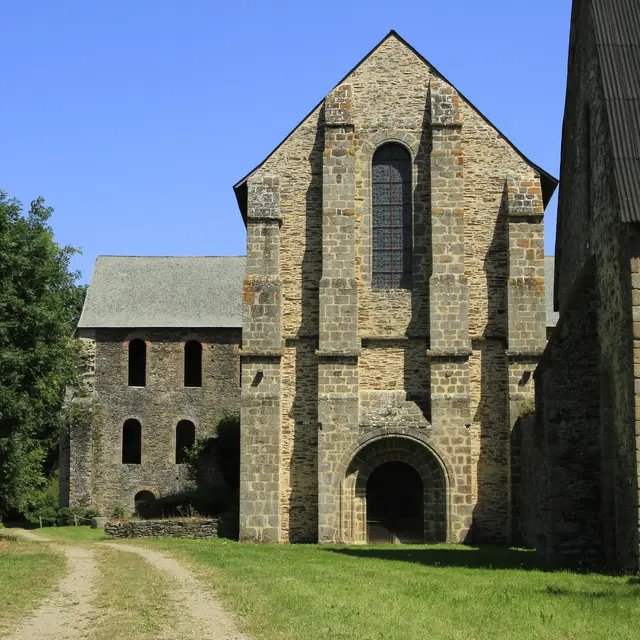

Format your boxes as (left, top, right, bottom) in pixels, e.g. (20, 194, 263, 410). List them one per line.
(1, 1, 572, 282)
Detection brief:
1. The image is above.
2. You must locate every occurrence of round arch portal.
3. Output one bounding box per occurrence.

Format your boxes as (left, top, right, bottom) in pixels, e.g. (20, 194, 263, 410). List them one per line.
(134, 490, 156, 517)
(341, 437, 448, 544)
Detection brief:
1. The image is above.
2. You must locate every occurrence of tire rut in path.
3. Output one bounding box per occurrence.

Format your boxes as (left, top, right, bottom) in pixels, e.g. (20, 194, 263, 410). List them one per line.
(7, 533, 99, 640)
(101, 542, 250, 640)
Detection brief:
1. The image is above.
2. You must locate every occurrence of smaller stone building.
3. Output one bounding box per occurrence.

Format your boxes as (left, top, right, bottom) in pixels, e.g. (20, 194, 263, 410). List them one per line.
(60, 256, 244, 515)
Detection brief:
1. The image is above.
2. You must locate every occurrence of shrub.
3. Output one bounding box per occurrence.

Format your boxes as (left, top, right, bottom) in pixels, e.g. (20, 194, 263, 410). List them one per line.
(24, 473, 59, 525)
(184, 411, 240, 489)
(112, 504, 126, 518)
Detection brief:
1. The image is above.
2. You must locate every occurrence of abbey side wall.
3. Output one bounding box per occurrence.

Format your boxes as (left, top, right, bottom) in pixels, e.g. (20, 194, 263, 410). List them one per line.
(535, 0, 640, 571)
(240, 36, 547, 544)
(65, 329, 241, 515)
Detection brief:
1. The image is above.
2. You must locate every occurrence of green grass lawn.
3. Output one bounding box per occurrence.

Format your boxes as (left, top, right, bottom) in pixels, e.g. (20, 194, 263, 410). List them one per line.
(90, 545, 177, 640)
(0, 537, 66, 634)
(139, 539, 640, 640)
(39, 525, 105, 542)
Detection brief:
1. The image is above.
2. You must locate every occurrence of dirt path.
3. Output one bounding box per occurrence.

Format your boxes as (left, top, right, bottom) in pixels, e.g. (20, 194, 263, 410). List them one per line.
(5, 531, 100, 640)
(3, 529, 250, 640)
(101, 542, 250, 640)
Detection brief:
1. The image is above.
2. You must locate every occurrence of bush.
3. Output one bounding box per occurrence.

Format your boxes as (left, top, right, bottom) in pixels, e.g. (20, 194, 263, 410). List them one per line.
(55, 506, 100, 525)
(24, 473, 59, 525)
(185, 411, 240, 489)
(112, 504, 126, 518)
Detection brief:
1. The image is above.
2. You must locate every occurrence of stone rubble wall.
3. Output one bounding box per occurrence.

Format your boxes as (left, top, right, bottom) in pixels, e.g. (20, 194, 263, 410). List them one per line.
(64, 328, 241, 517)
(105, 518, 219, 539)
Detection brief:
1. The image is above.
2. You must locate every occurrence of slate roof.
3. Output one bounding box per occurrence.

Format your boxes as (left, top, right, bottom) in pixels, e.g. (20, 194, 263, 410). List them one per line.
(77, 256, 245, 330)
(77, 254, 558, 332)
(233, 30, 558, 223)
(545, 256, 559, 328)
(591, 0, 640, 222)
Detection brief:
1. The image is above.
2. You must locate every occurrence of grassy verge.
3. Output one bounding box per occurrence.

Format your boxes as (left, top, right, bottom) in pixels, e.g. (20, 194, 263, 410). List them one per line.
(140, 540, 640, 640)
(89, 545, 176, 640)
(0, 537, 66, 635)
(39, 525, 104, 542)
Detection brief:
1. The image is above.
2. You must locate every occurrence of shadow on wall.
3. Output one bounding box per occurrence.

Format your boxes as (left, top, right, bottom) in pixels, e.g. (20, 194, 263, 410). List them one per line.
(404, 95, 433, 423)
(468, 186, 510, 544)
(135, 414, 241, 538)
(286, 109, 324, 543)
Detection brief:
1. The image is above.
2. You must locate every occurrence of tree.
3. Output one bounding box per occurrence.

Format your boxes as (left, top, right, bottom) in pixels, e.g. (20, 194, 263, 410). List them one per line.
(0, 189, 85, 519)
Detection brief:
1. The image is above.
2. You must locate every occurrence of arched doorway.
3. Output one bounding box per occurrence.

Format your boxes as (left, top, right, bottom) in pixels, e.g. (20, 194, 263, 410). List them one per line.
(367, 461, 423, 543)
(342, 436, 448, 544)
(134, 490, 155, 517)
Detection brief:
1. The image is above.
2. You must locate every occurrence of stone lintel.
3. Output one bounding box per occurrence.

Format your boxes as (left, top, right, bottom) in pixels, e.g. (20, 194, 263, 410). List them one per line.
(361, 334, 428, 343)
(236, 348, 283, 359)
(427, 348, 472, 359)
(315, 349, 360, 358)
(431, 122, 463, 130)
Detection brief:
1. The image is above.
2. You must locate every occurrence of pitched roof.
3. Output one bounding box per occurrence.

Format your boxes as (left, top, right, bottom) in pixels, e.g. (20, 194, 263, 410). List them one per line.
(77, 256, 245, 330)
(233, 30, 559, 222)
(591, 0, 640, 222)
(545, 256, 559, 328)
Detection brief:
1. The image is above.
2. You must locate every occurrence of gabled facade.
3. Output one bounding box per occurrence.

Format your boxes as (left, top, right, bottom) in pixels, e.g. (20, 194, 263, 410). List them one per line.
(235, 32, 557, 544)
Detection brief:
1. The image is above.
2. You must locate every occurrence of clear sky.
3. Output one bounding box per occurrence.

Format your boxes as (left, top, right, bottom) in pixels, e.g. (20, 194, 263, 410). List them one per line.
(1, 0, 572, 283)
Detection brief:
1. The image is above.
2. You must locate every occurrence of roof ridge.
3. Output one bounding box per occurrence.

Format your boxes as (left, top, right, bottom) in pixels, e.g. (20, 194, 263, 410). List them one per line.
(232, 29, 558, 215)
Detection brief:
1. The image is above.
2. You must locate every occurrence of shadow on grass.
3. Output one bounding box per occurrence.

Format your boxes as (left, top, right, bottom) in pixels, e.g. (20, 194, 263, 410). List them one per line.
(3, 521, 41, 531)
(544, 584, 640, 599)
(324, 545, 543, 571)
(325, 546, 640, 582)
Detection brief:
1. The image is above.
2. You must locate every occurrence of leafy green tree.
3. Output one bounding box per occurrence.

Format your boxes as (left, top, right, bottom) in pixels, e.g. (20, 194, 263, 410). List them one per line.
(0, 189, 85, 519)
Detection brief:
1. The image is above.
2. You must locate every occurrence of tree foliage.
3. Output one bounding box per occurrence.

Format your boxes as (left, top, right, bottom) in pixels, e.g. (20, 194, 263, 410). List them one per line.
(0, 190, 85, 519)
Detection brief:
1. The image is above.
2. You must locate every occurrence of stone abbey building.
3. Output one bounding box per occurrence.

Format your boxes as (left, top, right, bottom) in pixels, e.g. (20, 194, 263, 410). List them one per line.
(64, 32, 559, 546)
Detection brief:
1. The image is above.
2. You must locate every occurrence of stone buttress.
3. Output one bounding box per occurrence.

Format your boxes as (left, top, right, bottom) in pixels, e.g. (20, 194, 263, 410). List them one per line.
(61, 337, 96, 509)
(427, 80, 474, 542)
(317, 86, 360, 543)
(505, 173, 546, 537)
(239, 176, 283, 542)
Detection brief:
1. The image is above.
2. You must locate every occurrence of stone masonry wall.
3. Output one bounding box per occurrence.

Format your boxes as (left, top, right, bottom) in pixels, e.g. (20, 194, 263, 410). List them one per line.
(79, 328, 240, 516)
(239, 174, 284, 543)
(61, 337, 97, 509)
(536, 265, 604, 567)
(539, 0, 640, 572)
(241, 33, 549, 543)
(105, 518, 219, 539)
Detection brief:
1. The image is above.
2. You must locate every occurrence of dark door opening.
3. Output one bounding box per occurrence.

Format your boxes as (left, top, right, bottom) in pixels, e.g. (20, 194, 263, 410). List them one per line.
(366, 461, 423, 544)
(134, 490, 155, 517)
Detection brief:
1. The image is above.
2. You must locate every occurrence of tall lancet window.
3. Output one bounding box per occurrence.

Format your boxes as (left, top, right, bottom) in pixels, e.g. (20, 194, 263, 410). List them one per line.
(372, 143, 413, 289)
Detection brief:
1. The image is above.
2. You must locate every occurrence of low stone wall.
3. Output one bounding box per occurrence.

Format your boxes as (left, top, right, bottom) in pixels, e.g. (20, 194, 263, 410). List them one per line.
(105, 518, 219, 539)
